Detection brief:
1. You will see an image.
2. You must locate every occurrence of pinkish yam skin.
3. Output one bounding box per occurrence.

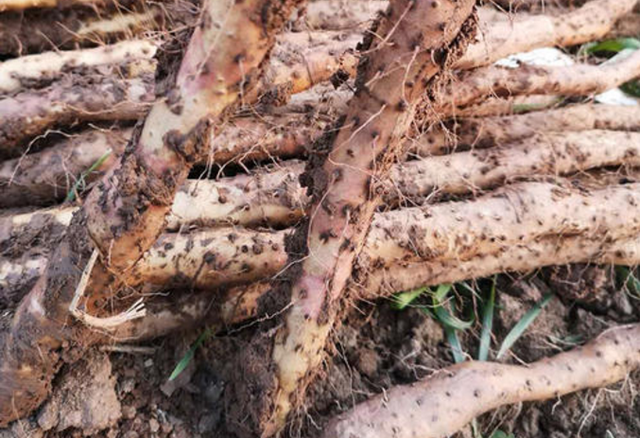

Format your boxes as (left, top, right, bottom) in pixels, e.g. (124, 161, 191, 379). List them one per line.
(233, 0, 478, 435)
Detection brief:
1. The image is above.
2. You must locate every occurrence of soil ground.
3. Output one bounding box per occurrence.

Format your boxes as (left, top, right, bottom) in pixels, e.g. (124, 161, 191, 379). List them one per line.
(1, 265, 638, 438)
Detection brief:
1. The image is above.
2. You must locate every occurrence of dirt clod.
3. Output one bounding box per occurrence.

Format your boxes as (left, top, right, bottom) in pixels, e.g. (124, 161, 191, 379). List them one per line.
(37, 350, 121, 435)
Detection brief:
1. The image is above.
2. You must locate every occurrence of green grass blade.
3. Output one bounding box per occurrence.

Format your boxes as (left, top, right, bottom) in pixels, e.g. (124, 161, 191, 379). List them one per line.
(444, 325, 465, 364)
(168, 328, 213, 381)
(478, 276, 496, 361)
(496, 293, 553, 359)
(391, 286, 427, 310)
(434, 305, 474, 331)
(621, 80, 640, 97)
(65, 149, 112, 202)
(616, 266, 640, 299)
(490, 431, 515, 438)
(583, 38, 640, 55)
(433, 283, 452, 302)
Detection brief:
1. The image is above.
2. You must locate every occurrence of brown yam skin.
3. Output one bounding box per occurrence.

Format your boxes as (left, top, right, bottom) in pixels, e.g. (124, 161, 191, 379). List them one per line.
(0, 0, 305, 426)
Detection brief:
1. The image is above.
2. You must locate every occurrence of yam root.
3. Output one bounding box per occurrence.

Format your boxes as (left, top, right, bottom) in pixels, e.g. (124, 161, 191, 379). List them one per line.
(323, 324, 640, 438)
(229, 0, 478, 432)
(4, 129, 640, 232)
(0, 30, 353, 155)
(0, 0, 108, 12)
(0, 0, 304, 426)
(0, 3, 164, 56)
(0, 129, 131, 207)
(4, 99, 640, 207)
(0, 39, 159, 95)
(113, 236, 640, 341)
(456, 0, 638, 69)
(437, 49, 640, 112)
(422, 104, 640, 154)
(0, 74, 154, 156)
(1, 0, 634, 152)
(131, 181, 640, 291)
(5, 180, 640, 329)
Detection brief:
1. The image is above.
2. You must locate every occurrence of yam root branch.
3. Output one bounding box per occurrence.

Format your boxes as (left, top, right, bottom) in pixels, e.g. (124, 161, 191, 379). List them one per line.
(456, 0, 638, 69)
(6, 182, 640, 340)
(323, 324, 640, 438)
(0, 30, 353, 156)
(113, 234, 640, 341)
(4, 129, 640, 233)
(0, 2, 164, 56)
(436, 49, 640, 112)
(421, 104, 640, 155)
(0, 0, 304, 426)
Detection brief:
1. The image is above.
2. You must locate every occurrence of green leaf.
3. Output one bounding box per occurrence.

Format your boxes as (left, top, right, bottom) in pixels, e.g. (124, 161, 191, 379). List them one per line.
(490, 431, 515, 438)
(512, 98, 557, 114)
(168, 328, 213, 381)
(457, 281, 482, 300)
(66, 149, 112, 202)
(444, 325, 465, 363)
(478, 276, 496, 361)
(433, 283, 452, 303)
(496, 294, 554, 359)
(583, 38, 640, 55)
(616, 266, 640, 298)
(621, 80, 640, 98)
(434, 305, 474, 331)
(391, 287, 427, 310)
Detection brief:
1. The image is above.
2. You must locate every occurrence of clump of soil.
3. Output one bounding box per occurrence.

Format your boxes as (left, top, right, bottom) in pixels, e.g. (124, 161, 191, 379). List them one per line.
(2, 267, 639, 437)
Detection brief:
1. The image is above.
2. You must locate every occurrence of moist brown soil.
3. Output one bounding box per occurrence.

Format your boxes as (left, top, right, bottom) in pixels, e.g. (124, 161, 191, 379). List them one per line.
(2, 264, 638, 437)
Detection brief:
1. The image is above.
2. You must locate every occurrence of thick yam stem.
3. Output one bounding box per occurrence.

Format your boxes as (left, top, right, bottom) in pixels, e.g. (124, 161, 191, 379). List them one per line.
(0, 0, 304, 426)
(456, 0, 638, 69)
(7, 225, 640, 328)
(4, 180, 640, 309)
(438, 49, 640, 112)
(303, 0, 387, 30)
(390, 130, 640, 202)
(133, 181, 640, 290)
(229, 2, 472, 431)
(359, 232, 640, 298)
(323, 324, 640, 438)
(249, 30, 361, 104)
(115, 231, 640, 339)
